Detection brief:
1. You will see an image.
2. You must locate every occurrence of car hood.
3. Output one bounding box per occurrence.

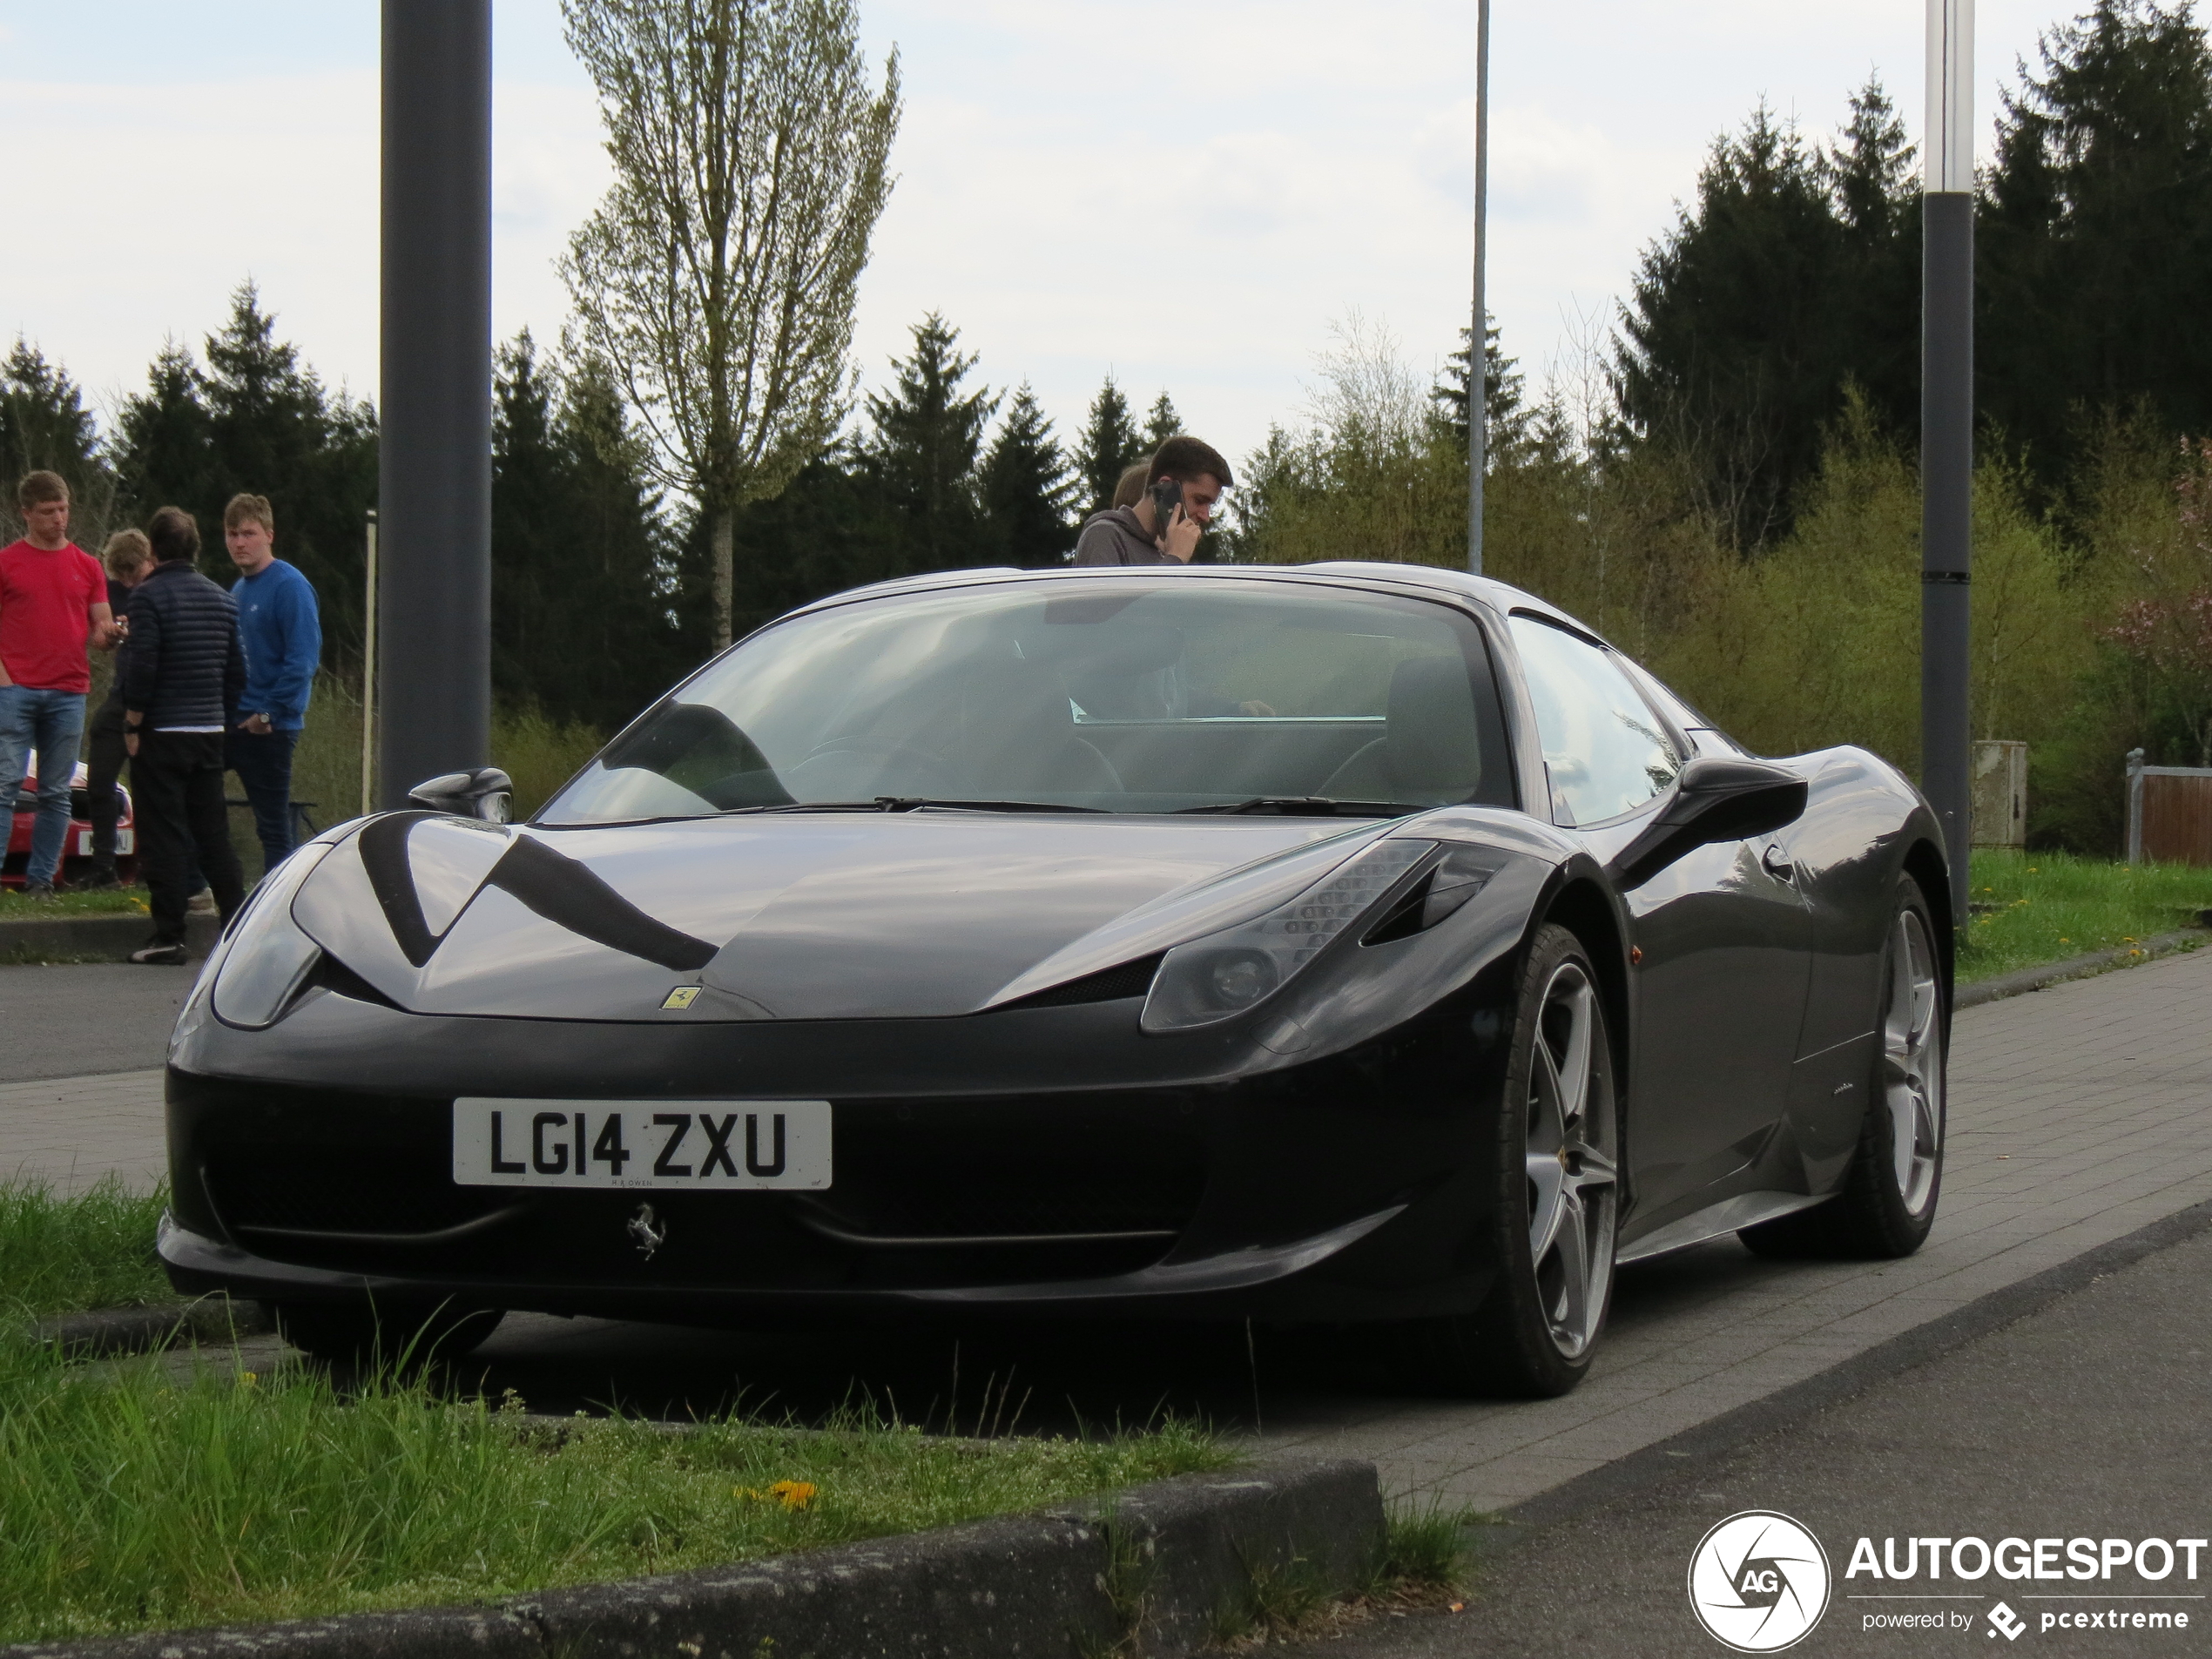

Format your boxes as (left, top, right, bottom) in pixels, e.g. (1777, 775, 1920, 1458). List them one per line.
(288, 811, 1395, 1022)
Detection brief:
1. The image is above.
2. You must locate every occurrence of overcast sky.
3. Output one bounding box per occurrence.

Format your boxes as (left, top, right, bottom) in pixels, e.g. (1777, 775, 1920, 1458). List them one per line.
(1, 0, 2073, 472)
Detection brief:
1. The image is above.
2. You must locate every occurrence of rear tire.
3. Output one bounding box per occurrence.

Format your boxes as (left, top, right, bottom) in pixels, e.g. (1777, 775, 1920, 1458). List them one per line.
(1742, 874, 1946, 1259)
(272, 1298, 505, 1371)
(1401, 924, 1621, 1398)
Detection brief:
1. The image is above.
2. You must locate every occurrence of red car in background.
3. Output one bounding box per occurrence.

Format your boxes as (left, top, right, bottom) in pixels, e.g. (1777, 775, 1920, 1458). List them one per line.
(5, 759, 136, 888)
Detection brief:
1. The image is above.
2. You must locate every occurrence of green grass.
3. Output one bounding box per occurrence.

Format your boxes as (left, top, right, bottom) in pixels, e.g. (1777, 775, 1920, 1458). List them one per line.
(0, 887, 151, 916)
(1958, 849, 2212, 983)
(0, 1332, 1231, 1646)
(0, 1177, 172, 1318)
(1366, 1502, 1480, 1593)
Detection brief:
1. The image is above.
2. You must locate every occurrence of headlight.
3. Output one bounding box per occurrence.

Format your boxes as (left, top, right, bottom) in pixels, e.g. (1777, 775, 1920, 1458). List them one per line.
(212, 843, 334, 1028)
(1141, 839, 1433, 1032)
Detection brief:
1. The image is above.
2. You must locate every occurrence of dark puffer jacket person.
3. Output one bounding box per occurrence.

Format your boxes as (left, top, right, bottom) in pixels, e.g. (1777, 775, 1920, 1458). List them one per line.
(118, 506, 246, 964)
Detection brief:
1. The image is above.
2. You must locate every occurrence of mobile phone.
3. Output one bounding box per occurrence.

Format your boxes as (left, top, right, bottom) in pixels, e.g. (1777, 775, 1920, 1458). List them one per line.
(1150, 476, 1184, 529)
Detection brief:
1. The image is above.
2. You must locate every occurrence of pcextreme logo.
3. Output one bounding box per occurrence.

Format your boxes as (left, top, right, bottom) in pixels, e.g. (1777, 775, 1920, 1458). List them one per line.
(1688, 1511, 1832, 1652)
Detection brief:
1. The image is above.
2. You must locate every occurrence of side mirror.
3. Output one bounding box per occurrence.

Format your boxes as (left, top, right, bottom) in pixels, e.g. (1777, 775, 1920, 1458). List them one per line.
(1606, 757, 1808, 891)
(408, 767, 514, 824)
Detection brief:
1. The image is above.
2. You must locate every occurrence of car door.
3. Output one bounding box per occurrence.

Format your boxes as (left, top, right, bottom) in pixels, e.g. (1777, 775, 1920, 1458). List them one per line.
(1507, 616, 1811, 1231)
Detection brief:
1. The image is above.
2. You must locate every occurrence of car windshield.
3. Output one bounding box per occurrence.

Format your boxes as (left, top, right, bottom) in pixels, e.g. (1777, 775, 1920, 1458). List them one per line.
(539, 578, 1518, 823)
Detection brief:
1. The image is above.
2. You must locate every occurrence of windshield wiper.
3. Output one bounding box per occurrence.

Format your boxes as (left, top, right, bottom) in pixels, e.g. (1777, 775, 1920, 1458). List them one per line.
(727, 797, 1109, 815)
(873, 797, 1109, 814)
(1176, 797, 1419, 818)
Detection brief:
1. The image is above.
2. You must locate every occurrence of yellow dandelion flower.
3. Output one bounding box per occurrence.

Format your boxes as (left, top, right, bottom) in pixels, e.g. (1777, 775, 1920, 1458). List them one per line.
(768, 1480, 816, 1510)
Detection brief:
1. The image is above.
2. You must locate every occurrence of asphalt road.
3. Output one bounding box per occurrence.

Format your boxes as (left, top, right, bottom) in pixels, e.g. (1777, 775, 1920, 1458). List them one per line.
(0, 960, 191, 1082)
(1294, 1223, 2212, 1658)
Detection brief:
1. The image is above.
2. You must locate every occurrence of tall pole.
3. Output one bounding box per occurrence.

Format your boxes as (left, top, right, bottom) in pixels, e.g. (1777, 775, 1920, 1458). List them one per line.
(1923, 0, 1974, 925)
(361, 509, 378, 817)
(1467, 0, 1492, 577)
(378, 0, 492, 809)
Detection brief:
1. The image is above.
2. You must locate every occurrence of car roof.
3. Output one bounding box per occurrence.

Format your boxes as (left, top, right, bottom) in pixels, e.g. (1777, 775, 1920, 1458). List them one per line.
(778, 561, 1600, 644)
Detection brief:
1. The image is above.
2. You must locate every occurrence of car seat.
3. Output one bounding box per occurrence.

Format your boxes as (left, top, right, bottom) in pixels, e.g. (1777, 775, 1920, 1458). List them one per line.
(1316, 656, 1483, 803)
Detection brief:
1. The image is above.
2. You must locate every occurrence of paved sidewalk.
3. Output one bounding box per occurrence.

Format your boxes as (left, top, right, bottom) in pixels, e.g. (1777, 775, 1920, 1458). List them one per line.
(1256, 944, 2212, 1506)
(3, 1069, 167, 1194)
(7, 949, 2212, 1511)
(0, 961, 191, 1082)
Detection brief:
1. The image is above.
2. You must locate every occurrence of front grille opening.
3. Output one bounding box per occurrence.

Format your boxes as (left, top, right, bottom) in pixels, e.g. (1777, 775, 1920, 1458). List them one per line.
(800, 1091, 1205, 1246)
(995, 953, 1163, 1012)
(206, 1144, 502, 1239)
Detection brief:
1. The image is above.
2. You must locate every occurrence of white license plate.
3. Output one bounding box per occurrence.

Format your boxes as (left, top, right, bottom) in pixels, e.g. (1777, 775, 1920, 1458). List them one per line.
(118, 828, 133, 853)
(76, 832, 91, 856)
(452, 1099, 831, 1190)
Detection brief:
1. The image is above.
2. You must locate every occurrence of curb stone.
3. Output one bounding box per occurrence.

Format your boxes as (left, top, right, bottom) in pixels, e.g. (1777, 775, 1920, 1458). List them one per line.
(0, 1457, 1386, 1659)
(33, 1296, 273, 1358)
(1955, 924, 2206, 1009)
(0, 912, 221, 963)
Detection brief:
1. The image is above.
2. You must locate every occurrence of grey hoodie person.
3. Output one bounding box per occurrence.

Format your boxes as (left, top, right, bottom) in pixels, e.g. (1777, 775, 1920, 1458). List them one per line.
(1071, 507, 1175, 566)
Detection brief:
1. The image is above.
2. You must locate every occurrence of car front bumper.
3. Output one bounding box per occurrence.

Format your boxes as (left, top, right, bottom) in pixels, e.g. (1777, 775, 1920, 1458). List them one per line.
(160, 971, 1515, 1326)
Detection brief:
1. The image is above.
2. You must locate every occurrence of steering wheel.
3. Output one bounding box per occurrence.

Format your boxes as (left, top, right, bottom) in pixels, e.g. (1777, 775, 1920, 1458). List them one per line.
(786, 736, 954, 799)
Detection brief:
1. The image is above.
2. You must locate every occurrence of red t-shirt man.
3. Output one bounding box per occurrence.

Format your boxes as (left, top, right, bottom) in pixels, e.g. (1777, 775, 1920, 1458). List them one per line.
(0, 537, 108, 692)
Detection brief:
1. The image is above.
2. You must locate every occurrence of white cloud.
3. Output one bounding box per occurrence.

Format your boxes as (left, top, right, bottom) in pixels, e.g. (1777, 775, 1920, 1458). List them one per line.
(0, 0, 2085, 473)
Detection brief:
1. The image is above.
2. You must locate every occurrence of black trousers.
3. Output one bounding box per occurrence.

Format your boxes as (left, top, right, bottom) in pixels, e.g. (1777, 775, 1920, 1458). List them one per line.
(84, 691, 128, 864)
(132, 731, 244, 943)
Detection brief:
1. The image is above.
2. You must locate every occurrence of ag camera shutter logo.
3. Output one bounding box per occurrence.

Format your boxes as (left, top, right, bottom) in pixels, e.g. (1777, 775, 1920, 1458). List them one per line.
(1688, 1511, 1831, 1651)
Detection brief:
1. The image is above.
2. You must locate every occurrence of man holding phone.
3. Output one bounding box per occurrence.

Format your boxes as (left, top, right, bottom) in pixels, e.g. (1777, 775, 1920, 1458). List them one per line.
(1073, 435, 1233, 566)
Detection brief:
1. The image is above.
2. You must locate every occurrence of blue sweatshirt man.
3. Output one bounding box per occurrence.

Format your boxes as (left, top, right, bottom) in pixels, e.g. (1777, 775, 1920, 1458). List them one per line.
(224, 500, 322, 871)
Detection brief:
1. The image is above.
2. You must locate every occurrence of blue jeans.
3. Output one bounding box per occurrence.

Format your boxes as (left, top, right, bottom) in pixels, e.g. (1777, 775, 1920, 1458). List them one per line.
(0, 685, 88, 886)
(226, 726, 300, 873)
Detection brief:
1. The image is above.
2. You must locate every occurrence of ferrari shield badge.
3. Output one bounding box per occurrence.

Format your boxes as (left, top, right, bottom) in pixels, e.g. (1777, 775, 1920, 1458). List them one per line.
(661, 986, 701, 1011)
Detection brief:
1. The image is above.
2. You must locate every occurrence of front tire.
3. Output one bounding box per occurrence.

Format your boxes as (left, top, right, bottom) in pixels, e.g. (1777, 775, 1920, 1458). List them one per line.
(1742, 874, 1946, 1258)
(1403, 924, 1621, 1398)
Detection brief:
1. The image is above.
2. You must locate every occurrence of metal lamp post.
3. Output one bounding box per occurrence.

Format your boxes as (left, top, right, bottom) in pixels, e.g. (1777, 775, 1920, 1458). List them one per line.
(377, 0, 494, 809)
(1923, 0, 1974, 924)
(1467, 0, 1491, 577)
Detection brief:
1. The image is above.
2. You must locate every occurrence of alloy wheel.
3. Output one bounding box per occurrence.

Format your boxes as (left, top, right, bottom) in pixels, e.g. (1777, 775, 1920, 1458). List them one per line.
(1883, 907, 1944, 1216)
(1523, 961, 1619, 1359)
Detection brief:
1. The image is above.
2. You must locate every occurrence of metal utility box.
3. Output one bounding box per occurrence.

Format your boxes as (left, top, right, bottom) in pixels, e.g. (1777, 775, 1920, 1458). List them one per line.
(1971, 740, 2027, 848)
(2126, 749, 2212, 867)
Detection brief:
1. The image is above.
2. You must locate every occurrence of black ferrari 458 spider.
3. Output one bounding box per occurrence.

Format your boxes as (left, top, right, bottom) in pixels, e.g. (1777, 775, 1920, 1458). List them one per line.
(160, 562, 1950, 1396)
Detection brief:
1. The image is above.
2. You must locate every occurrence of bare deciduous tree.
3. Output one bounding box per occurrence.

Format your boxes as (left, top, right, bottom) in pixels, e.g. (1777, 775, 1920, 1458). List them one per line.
(561, 0, 900, 647)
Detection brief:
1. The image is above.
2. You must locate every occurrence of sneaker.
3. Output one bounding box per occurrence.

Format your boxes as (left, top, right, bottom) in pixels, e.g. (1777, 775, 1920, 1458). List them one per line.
(77, 863, 122, 891)
(185, 889, 218, 917)
(130, 941, 189, 966)
(24, 880, 57, 901)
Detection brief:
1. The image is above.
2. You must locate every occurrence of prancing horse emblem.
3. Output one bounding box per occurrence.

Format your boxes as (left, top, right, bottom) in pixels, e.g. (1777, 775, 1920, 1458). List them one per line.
(626, 1202, 666, 1259)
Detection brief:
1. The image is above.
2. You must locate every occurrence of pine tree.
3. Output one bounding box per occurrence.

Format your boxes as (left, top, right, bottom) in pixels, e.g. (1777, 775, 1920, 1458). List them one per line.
(1981, 0, 2212, 490)
(114, 344, 217, 522)
(1073, 375, 1146, 515)
(492, 332, 570, 713)
(0, 340, 112, 539)
(860, 313, 998, 573)
(1822, 78, 1922, 442)
(1143, 391, 1181, 448)
(115, 285, 378, 658)
(1429, 314, 1529, 461)
(492, 331, 689, 728)
(1615, 105, 1848, 550)
(980, 384, 1076, 567)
